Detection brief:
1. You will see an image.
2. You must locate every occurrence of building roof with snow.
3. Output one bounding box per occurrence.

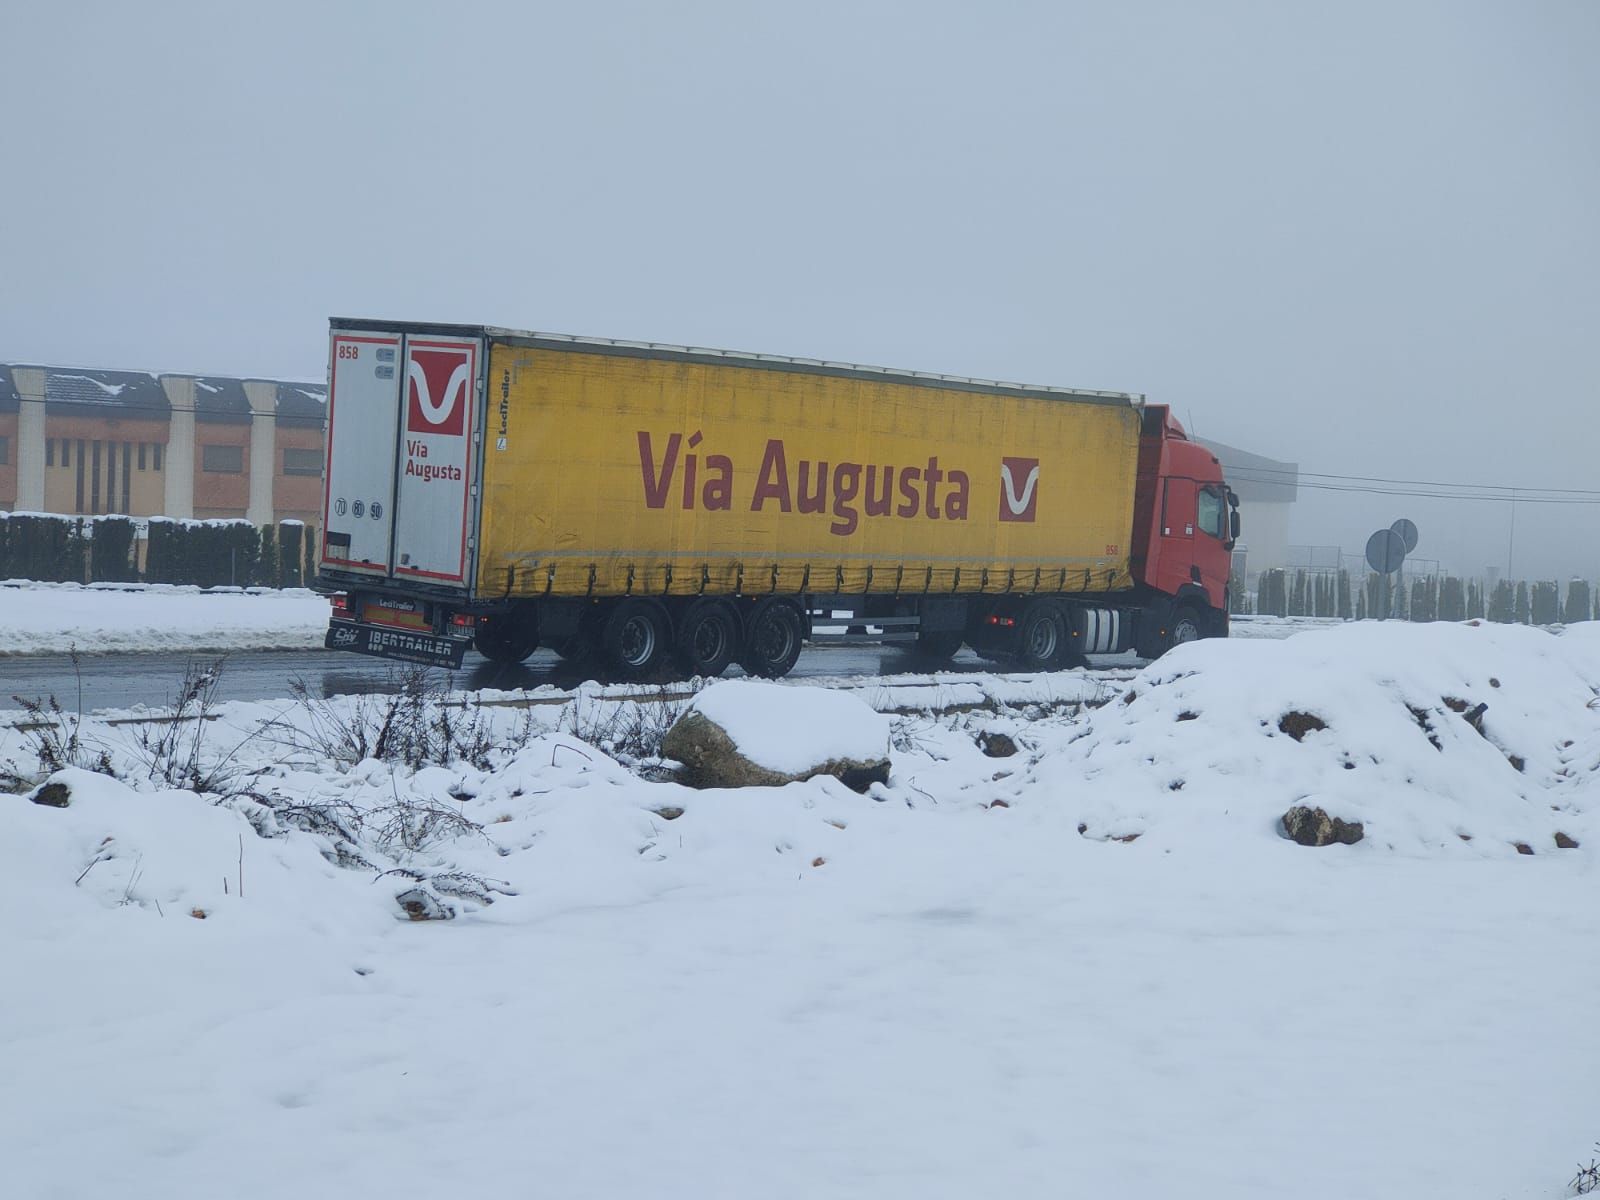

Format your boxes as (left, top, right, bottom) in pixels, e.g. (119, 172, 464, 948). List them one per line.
(0, 364, 326, 428)
(22, 366, 173, 419)
(0, 365, 20, 415)
(186, 376, 252, 424)
(269, 381, 328, 429)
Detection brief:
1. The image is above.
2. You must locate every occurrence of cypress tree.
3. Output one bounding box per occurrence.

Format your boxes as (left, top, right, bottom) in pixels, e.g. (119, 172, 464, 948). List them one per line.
(1565, 579, 1591, 624)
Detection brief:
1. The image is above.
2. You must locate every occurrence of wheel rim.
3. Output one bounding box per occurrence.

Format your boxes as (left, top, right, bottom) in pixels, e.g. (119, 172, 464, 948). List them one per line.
(691, 616, 727, 665)
(757, 614, 795, 664)
(1025, 616, 1057, 661)
(1173, 618, 1201, 645)
(619, 615, 657, 666)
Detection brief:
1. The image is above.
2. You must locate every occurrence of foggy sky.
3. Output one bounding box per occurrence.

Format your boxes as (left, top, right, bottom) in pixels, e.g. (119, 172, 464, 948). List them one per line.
(3, 1, 1595, 579)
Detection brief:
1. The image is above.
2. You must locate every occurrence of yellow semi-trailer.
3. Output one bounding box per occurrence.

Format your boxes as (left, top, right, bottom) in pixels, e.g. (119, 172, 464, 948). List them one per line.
(318, 320, 1239, 677)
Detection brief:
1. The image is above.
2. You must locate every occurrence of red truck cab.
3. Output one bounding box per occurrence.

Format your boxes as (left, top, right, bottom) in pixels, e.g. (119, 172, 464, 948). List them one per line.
(1129, 406, 1239, 650)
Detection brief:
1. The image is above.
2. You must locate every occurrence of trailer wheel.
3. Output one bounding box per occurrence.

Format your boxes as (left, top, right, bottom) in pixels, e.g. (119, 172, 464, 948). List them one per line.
(473, 606, 539, 665)
(602, 599, 671, 680)
(673, 600, 740, 678)
(738, 599, 804, 679)
(1015, 602, 1065, 671)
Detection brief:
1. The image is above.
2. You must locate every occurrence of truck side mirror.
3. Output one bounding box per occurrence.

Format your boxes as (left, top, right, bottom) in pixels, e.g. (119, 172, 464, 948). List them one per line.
(1230, 509, 1240, 539)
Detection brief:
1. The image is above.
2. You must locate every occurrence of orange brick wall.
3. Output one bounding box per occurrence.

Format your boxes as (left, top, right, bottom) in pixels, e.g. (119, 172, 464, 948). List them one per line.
(273, 424, 325, 524)
(0, 413, 17, 509)
(193, 422, 251, 518)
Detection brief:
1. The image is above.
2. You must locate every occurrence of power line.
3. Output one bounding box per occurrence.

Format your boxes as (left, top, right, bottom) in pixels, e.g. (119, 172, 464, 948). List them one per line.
(1220, 461, 1600, 497)
(7, 397, 324, 423)
(1226, 474, 1600, 505)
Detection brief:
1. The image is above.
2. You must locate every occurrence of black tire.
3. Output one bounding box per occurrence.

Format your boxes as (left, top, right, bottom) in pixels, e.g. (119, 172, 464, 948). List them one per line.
(473, 607, 539, 665)
(601, 599, 671, 680)
(738, 599, 804, 679)
(673, 600, 740, 678)
(1014, 602, 1065, 671)
(1165, 605, 1204, 654)
(912, 630, 963, 661)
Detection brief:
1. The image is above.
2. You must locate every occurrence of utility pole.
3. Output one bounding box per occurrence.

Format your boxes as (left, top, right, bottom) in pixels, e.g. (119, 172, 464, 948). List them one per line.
(1507, 488, 1517, 582)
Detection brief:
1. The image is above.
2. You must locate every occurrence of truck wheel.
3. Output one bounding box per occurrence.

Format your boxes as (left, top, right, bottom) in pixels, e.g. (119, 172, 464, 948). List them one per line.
(738, 599, 804, 679)
(912, 630, 963, 661)
(1165, 605, 1204, 653)
(1015, 602, 1064, 671)
(473, 607, 539, 665)
(673, 600, 740, 678)
(602, 599, 671, 680)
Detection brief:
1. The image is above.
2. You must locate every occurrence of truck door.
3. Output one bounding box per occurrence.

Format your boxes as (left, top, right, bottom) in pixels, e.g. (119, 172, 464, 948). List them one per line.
(322, 329, 403, 577)
(1156, 476, 1198, 597)
(391, 335, 483, 587)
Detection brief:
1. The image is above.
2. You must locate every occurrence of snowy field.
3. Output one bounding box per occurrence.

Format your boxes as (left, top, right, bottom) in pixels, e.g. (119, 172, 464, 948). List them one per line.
(0, 581, 330, 655)
(2, 618, 1597, 1199)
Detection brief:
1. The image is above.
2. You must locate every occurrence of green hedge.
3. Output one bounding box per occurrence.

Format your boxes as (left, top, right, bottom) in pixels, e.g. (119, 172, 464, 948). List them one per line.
(90, 517, 137, 583)
(279, 521, 305, 587)
(0, 514, 85, 583)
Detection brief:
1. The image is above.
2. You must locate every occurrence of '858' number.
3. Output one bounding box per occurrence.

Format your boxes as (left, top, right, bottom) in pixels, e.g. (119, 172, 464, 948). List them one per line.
(337, 343, 360, 360)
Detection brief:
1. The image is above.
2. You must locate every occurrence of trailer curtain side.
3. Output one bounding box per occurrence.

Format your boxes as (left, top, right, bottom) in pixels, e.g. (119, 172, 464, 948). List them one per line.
(475, 341, 1141, 601)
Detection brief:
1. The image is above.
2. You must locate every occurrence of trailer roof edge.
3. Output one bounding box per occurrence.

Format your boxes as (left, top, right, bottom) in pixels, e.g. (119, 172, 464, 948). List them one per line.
(328, 318, 1146, 407)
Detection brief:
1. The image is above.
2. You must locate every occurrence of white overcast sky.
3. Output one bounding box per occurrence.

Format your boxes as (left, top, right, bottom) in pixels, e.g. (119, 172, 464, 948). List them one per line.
(2, 1, 1595, 578)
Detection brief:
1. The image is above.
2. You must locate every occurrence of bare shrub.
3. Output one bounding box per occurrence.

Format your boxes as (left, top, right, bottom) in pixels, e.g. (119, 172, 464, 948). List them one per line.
(282, 667, 512, 771)
(5, 649, 114, 787)
(128, 657, 259, 795)
(368, 788, 488, 854)
(560, 684, 699, 764)
(1572, 1144, 1600, 1196)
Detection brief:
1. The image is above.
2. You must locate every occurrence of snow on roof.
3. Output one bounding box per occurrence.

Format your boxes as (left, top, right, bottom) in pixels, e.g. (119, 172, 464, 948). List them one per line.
(0, 365, 20, 414)
(35, 368, 170, 416)
(0, 363, 325, 424)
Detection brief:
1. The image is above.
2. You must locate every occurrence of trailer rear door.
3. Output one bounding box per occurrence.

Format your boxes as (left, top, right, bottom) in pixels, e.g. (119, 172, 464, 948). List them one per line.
(322, 329, 404, 577)
(392, 335, 483, 587)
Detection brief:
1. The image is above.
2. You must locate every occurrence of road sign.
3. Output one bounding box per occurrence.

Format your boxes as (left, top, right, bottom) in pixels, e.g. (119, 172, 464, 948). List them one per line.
(1365, 528, 1406, 575)
(1390, 518, 1419, 555)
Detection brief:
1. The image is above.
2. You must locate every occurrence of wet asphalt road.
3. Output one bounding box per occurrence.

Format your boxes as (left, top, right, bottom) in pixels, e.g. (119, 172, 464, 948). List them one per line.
(2, 644, 1102, 711)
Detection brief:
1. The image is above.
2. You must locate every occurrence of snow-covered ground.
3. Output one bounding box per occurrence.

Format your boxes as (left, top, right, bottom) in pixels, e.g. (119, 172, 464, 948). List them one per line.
(0, 581, 330, 655)
(2, 619, 1596, 1198)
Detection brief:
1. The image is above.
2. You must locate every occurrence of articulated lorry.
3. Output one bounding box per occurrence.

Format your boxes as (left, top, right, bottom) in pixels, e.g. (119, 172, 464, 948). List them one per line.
(316, 319, 1238, 678)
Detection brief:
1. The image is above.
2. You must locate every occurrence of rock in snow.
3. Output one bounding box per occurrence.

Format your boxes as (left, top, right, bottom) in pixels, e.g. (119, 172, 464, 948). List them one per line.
(662, 680, 891, 791)
(27, 779, 74, 808)
(1281, 804, 1365, 846)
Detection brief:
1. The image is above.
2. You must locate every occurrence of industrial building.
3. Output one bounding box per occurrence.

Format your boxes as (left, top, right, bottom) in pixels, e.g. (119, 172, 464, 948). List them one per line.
(0, 363, 325, 526)
(1197, 437, 1299, 584)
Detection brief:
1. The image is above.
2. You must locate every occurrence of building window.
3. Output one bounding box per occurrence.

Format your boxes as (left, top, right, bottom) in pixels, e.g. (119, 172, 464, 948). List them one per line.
(202, 443, 244, 474)
(61, 439, 70, 468)
(0, 435, 8, 465)
(138, 443, 147, 471)
(153, 443, 163, 472)
(46, 438, 53, 467)
(282, 447, 322, 477)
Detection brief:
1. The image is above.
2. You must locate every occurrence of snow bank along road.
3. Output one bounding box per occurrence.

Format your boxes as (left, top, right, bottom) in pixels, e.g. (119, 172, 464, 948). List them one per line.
(2, 619, 1595, 1199)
